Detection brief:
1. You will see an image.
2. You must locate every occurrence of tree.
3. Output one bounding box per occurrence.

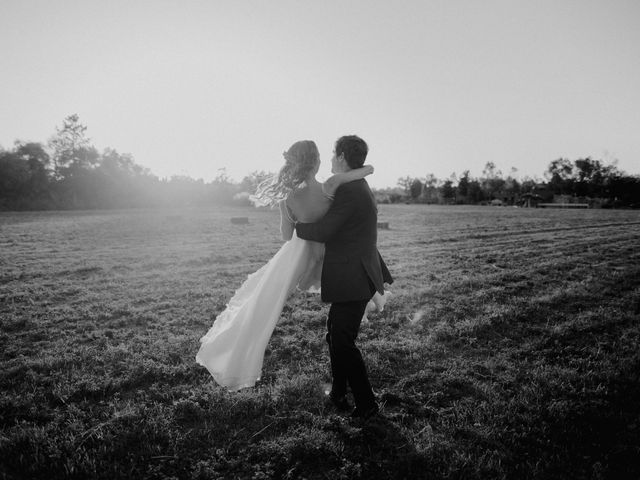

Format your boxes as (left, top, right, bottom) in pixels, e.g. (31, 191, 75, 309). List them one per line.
(423, 174, 438, 189)
(501, 167, 521, 204)
(545, 158, 574, 194)
(409, 178, 423, 200)
(482, 162, 501, 179)
(481, 161, 505, 199)
(397, 176, 414, 195)
(457, 170, 470, 198)
(573, 157, 619, 197)
(420, 173, 439, 203)
(48, 114, 97, 179)
(0, 151, 30, 205)
(14, 141, 51, 197)
(468, 179, 484, 203)
(441, 179, 455, 202)
(608, 173, 640, 207)
(0, 142, 55, 209)
(15, 141, 50, 168)
(397, 176, 424, 202)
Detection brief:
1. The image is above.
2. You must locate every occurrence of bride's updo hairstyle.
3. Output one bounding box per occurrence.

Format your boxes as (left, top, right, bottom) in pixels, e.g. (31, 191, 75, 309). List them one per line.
(250, 140, 320, 207)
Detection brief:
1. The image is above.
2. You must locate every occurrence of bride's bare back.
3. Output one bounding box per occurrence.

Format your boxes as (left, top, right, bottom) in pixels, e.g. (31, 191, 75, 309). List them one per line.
(287, 181, 332, 223)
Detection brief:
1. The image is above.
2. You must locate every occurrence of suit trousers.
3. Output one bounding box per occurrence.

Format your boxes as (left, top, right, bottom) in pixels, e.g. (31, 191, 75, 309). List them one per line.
(326, 298, 376, 410)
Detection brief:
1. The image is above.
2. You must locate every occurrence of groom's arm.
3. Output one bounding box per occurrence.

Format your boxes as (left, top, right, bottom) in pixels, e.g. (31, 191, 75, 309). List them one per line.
(296, 185, 357, 243)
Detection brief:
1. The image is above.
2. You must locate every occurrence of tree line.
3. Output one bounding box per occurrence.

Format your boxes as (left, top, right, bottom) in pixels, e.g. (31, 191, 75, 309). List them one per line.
(1, 115, 639, 210)
(387, 158, 640, 208)
(0, 115, 248, 210)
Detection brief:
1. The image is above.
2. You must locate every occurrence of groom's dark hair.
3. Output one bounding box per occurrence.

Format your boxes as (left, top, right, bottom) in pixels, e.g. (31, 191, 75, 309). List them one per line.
(335, 135, 368, 169)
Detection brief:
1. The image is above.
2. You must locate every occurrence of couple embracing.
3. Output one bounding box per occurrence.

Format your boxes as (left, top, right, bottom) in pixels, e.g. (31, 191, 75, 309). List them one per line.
(196, 135, 393, 420)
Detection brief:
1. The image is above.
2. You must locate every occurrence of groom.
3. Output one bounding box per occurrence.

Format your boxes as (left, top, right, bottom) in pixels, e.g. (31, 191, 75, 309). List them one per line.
(296, 135, 393, 420)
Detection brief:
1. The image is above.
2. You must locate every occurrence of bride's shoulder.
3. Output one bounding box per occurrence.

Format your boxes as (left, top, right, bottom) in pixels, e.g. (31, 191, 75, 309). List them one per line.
(284, 188, 306, 212)
(290, 182, 322, 200)
(285, 188, 301, 206)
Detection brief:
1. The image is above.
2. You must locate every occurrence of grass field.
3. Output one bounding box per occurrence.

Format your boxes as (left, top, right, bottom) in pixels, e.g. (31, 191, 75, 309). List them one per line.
(1, 205, 639, 479)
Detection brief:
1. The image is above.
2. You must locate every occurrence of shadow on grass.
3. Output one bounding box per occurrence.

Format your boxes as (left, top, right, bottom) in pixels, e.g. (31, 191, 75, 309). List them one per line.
(227, 412, 431, 480)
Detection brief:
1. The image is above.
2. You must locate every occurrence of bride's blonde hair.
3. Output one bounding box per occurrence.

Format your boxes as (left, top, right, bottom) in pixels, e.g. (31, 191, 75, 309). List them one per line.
(251, 140, 319, 207)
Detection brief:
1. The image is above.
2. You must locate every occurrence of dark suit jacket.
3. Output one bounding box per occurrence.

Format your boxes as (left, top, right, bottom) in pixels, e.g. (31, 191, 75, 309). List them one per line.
(296, 179, 393, 303)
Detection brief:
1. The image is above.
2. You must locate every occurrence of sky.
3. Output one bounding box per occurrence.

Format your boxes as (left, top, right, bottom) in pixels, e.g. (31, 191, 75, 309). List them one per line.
(1, 0, 639, 188)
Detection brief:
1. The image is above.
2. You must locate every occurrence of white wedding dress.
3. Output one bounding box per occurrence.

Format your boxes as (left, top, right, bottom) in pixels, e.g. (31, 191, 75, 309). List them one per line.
(196, 233, 388, 391)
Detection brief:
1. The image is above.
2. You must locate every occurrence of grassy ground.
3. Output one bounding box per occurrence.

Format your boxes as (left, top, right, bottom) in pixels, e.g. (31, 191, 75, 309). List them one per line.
(1, 205, 639, 479)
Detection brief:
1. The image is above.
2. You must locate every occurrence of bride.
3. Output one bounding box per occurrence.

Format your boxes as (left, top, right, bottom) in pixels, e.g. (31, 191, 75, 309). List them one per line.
(196, 140, 381, 391)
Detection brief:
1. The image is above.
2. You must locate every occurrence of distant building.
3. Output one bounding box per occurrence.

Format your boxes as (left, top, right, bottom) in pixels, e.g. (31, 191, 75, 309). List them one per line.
(519, 183, 553, 207)
(520, 193, 543, 208)
(532, 184, 554, 202)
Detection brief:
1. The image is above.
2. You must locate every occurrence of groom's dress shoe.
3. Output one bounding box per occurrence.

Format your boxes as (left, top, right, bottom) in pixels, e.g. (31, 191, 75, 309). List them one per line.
(328, 393, 351, 412)
(350, 404, 379, 421)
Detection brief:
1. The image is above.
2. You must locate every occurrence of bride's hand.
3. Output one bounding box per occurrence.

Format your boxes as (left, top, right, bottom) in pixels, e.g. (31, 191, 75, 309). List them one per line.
(363, 165, 374, 176)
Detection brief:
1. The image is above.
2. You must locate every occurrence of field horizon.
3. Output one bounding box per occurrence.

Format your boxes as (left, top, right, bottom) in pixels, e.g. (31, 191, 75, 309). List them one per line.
(1, 204, 639, 479)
